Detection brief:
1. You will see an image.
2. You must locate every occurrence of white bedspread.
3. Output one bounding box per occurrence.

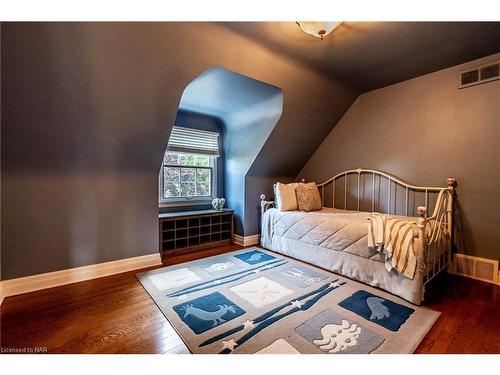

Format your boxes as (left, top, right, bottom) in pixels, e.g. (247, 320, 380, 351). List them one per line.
(261, 207, 427, 304)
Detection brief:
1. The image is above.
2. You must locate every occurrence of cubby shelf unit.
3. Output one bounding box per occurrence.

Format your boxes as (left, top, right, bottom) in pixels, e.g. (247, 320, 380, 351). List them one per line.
(159, 209, 234, 261)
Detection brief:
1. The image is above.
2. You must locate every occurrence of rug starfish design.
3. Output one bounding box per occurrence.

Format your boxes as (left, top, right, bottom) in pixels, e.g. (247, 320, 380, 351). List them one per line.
(237, 283, 283, 301)
(230, 277, 293, 308)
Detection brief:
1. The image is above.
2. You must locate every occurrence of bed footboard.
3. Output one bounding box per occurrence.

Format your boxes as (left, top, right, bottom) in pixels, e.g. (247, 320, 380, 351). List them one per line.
(420, 177, 456, 286)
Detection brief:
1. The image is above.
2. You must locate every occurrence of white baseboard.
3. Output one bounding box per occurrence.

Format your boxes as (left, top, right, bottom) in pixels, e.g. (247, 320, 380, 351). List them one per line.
(233, 234, 260, 247)
(0, 253, 161, 305)
(449, 253, 499, 285)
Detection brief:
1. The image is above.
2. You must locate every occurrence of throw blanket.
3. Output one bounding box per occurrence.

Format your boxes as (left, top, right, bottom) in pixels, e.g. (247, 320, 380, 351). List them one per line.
(368, 213, 418, 280)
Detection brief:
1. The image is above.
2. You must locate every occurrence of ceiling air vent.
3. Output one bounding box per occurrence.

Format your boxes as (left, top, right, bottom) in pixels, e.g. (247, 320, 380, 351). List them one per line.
(459, 61, 500, 89)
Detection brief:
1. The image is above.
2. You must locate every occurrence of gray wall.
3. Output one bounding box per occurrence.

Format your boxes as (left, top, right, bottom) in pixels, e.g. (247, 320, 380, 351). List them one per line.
(1, 22, 357, 280)
(299, 53, 500, 261)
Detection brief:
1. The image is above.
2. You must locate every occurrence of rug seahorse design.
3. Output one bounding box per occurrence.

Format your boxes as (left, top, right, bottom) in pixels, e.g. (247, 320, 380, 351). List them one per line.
(313, 320, 361, 353)
(181, 304, 237, 327)
(366, 297, 390, 320)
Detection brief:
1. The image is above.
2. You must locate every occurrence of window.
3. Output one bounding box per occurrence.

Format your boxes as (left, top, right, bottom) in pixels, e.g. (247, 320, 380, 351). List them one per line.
(160, 126, 220, 204)
(162, 152, 214, 199)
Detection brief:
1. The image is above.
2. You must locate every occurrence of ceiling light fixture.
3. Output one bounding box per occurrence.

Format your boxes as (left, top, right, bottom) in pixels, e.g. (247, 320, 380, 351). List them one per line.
(296, 22, 342, 40)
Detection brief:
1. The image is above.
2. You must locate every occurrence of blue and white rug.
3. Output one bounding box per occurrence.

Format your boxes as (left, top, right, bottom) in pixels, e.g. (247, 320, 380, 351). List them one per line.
(137, 248, 439, 354)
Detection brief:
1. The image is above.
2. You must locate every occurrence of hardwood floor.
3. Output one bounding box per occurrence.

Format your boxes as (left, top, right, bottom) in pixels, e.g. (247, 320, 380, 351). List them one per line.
(1, 244, 499, 354)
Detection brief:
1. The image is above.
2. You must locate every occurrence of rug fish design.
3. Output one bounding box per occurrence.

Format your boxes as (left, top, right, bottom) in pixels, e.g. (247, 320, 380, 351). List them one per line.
(203, 262, 235, 273)
(173, 292, 245, 334)
(234, 249, 276, 265)
(338, 290, 415, 332)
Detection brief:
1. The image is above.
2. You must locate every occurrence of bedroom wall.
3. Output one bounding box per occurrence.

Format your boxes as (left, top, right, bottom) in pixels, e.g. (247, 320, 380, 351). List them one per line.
(299, 53, 500, 261)
(1, 22, 357, 280)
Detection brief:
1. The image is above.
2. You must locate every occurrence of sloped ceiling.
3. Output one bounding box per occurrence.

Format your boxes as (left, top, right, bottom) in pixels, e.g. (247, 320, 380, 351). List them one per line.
(224, 22, 500, 91)
(180, 67, 282, 123)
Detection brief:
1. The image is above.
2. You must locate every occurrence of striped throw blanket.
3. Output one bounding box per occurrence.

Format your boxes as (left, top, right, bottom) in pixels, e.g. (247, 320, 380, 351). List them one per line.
(368, 213, 418, 280)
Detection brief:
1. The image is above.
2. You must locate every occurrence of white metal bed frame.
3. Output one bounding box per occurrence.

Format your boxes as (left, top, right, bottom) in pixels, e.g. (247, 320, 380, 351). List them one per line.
(260, 168, 456, 288)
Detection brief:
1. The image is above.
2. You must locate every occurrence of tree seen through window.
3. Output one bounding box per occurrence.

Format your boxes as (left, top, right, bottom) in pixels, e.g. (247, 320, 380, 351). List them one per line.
(162, 152, 212, 199)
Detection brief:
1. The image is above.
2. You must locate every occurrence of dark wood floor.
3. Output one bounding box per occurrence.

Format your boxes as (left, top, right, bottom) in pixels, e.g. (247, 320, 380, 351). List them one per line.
(1, 244, 499, 354)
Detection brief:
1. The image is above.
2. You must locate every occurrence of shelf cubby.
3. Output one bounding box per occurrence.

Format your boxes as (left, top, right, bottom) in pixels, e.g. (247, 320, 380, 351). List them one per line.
(200, 216, 211, 226)
(176, 228, 188, 239)
(163, 221, 175, 231)
(189, 227, 200, 237)
(200, 234, 212, 244)
(175, 238, 188, 249)
(176, 219, 188, 229)
(188, 218, 200, 228)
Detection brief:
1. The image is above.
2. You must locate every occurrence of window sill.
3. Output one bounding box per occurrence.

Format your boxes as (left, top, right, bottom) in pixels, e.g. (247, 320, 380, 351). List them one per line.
(159, 199, 213, 208)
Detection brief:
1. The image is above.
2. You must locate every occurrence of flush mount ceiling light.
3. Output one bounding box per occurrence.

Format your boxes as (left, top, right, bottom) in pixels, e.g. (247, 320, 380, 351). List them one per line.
(296, 22, 342, 40)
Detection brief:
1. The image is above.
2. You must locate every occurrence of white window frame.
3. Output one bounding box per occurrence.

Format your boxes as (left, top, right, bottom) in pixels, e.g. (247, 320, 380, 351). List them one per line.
(159, 151, 218, 207)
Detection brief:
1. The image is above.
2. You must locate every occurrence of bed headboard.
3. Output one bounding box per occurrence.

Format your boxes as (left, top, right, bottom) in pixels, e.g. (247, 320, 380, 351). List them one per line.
(261, 168, 456, 235)
(315, 168, 454, 218)
(316, 168, 456, 237)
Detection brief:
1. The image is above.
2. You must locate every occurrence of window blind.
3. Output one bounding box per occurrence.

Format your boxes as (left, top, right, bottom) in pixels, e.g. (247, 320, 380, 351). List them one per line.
(167, 126, 220, 156)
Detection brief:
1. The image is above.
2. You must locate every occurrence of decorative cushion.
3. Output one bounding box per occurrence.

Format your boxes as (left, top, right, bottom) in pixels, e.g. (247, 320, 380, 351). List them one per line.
(296, 182, 322, 212)
(275, 182, 299, 211)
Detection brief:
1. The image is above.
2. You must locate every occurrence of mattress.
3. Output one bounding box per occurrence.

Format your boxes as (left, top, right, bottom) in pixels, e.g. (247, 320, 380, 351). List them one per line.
(261, 207, 427, 304)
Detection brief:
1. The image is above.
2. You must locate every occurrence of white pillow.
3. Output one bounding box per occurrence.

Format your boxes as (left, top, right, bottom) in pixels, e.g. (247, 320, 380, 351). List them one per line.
(275, 182, 299, 211)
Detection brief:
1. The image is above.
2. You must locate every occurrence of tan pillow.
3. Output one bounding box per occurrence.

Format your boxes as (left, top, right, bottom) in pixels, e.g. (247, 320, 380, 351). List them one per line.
(275, 182, 299, 211)
(296, 182, 322, 212)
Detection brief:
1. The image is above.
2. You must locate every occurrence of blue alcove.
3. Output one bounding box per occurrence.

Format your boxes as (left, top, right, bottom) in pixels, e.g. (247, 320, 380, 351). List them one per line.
(175, 67, 283, 234)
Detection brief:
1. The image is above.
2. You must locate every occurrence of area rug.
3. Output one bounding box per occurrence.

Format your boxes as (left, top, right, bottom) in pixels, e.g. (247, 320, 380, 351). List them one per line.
(137, 247, 440, 354)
